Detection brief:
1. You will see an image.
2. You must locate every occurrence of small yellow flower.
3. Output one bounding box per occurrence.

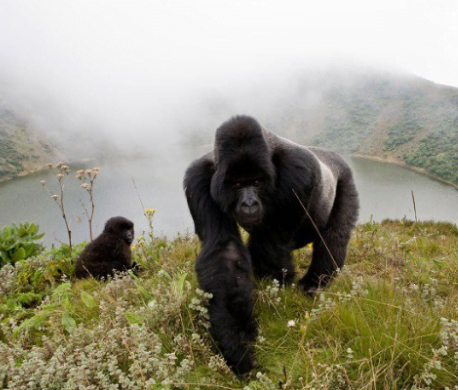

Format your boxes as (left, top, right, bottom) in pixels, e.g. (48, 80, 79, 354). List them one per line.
(138, 235, 144, 242)
(131, 244, 137, 251)
(307, 243, 313, 249)
(144, 208, 156, 215)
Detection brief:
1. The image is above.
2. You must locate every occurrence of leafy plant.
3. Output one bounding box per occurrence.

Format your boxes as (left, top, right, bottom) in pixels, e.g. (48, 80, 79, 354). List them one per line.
(0, 222, 44, 267)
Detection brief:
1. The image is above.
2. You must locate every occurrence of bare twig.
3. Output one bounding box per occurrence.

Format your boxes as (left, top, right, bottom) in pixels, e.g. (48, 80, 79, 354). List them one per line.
(411, 189, 418, 224)
(132, 177, 146, 214)
(132, 177, 156, 240)
(292, 189, 338, 268)
(41, 162, 73, 254)
(76, 167, 100, 241)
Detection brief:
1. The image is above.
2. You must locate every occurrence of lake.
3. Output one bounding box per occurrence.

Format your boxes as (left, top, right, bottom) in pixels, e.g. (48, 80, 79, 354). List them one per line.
(1, 148, 457, 247)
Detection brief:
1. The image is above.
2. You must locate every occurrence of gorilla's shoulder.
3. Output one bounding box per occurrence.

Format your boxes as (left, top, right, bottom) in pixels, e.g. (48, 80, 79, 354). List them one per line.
(307, 147, 353, 176)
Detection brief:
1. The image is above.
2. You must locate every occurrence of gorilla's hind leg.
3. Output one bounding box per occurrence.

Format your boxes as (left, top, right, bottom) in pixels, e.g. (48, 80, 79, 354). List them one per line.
(298, 170, 359, 294)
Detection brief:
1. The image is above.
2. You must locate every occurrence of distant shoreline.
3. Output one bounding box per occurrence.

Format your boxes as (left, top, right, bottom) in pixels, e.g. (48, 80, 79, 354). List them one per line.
(0, 159, 92, 184)
(351, 154, 458, 191)
(2, 154, 458, 192)
(0, 166, 46, 184)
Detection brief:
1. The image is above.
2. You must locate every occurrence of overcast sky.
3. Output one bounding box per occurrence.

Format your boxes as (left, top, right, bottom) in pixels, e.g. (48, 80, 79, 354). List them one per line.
(0, 0, 457, 150)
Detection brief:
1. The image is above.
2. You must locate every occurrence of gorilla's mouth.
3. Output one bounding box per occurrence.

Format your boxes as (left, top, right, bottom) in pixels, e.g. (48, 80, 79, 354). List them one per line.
(235, 204, 264, 229)
(236, 214, 263, 229)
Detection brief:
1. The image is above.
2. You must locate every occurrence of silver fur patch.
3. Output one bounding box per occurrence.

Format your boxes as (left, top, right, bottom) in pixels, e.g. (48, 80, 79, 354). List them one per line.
(317, 160, 337, 220)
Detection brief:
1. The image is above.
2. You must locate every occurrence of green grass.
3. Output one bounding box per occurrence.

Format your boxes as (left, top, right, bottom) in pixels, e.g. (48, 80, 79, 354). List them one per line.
(1, 220, 458, 389)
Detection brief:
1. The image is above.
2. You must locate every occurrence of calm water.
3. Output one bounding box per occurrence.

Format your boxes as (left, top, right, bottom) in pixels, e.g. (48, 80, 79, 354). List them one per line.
(1, 149, 457, 247)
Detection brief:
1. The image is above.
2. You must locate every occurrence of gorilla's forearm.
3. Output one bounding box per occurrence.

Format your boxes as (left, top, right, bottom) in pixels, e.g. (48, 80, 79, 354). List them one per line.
(184, 156, 239, 243)
(195, 241, 258, 374)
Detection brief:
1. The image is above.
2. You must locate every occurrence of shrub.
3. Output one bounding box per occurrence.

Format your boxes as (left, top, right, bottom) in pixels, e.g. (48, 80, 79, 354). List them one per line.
(0, 222, 44, 267)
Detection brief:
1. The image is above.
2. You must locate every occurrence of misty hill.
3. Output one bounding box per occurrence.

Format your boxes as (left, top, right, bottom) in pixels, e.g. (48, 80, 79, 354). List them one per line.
(284, 71, 458, 186)
(0, 105, 63, 181)
(2, 68, 458, 186)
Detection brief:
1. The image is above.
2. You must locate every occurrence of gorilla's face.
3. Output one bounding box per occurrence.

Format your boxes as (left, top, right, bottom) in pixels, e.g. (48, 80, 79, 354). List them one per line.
(212, 157, 276, 230)
(231, 179, 265, 229)
(218, 166, 275, 230)
(105, 216, 135, 245)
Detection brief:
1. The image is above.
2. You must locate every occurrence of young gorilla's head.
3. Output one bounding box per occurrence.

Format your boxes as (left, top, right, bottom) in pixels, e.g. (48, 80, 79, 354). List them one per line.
(104, 216, 134, 245)
(211, 116, 276, 230)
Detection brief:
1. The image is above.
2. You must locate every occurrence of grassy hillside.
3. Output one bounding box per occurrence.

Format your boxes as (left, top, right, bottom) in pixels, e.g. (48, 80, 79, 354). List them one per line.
(1, 220, 458, 389)
(0, 106, 63, 181)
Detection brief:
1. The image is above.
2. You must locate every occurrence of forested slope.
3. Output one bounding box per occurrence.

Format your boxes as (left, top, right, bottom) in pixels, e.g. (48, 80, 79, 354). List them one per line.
(0, 105, 62, 181)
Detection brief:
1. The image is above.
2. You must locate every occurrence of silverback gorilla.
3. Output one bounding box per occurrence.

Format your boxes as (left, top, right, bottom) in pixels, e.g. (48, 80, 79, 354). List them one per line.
(184, 115, 359, 374)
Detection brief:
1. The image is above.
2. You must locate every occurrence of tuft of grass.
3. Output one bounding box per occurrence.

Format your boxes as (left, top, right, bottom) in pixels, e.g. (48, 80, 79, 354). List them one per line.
(0, 221, 458, 389)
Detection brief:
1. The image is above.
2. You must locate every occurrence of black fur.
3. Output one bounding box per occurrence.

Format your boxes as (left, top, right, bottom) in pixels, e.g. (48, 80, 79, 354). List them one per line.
(75, 216, 136, 279)
(184, 115, 359, 374)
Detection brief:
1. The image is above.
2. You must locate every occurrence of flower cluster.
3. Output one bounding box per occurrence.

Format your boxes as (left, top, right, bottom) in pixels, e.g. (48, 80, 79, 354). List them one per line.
(264, 279, 282, 306)
(188, 288, 213, 329)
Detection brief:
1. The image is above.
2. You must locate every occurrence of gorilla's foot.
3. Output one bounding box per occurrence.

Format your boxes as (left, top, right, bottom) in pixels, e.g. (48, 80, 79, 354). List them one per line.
(232, 353, 259, 376)
(297, 277, 320, 296)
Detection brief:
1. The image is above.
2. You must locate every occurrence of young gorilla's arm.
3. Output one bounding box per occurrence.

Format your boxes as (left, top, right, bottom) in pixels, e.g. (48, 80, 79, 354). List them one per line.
(184, 156, 258, 374)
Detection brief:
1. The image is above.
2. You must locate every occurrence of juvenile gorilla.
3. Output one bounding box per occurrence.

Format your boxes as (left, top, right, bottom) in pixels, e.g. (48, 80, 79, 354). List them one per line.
(75, 216, 136, 279)
(184, 115, 359, 373)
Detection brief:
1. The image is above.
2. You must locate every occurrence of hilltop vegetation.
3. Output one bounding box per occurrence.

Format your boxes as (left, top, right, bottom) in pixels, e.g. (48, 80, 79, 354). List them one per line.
(0, 105, 63, 182)
(297, 73, 458, 186)
(1, 220, 458, 389)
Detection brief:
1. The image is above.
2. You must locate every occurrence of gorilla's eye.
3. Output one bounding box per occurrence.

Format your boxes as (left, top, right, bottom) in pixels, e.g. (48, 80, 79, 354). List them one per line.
(233, 182, 242, 189)
(253, 180, 260, 187)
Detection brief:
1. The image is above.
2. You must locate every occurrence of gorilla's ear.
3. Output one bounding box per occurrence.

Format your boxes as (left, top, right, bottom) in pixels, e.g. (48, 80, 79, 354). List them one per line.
(104, 222, 114, 234)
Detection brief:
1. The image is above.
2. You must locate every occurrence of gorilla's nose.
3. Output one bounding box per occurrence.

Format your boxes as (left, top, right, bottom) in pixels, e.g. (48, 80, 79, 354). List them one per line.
(241, 199, 260, 214)
(243, 198, 257, 207)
